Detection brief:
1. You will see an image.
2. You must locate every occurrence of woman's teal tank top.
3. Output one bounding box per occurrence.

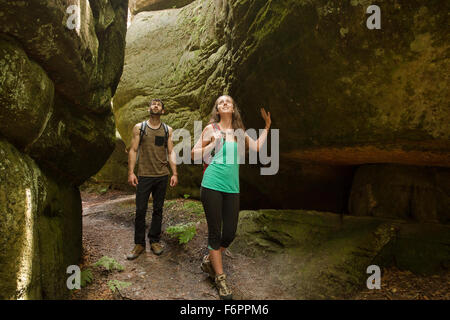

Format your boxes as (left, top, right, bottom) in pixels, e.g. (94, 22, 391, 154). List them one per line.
(201, 139, 240, 193)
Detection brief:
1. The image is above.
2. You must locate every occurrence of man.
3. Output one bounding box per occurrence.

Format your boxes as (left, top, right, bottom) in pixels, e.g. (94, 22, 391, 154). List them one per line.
(127, 98, 178, 260)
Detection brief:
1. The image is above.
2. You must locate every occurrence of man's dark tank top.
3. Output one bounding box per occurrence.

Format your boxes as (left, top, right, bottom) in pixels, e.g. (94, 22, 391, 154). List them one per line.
(137, 121, 170, 177)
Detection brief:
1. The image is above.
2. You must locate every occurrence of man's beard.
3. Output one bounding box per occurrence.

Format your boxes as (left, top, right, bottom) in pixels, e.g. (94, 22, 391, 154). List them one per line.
(150, 109, 163, 115)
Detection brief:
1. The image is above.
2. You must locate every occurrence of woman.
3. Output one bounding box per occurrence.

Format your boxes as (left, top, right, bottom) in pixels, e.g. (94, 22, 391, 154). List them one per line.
(191, 95, 271, 300)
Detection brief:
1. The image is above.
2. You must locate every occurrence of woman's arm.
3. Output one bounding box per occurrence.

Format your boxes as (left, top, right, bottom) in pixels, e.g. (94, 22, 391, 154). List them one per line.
(245, 108, 271, 152)
(191, 124, 222, 161)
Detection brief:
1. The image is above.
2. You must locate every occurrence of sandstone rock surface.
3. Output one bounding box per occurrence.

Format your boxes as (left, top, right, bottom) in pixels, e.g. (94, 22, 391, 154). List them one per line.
(115, 0, 449, 214)
(0, 0, 128, 299)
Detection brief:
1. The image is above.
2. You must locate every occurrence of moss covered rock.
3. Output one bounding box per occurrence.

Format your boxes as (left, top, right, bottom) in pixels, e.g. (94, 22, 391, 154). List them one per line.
(116, 0, 449, 212)
(25, 94, 116, 186)
(0, 0, 128, 113)
(90, 134, 132, 191)
(0, 0, 128, 299)
(0, 139, 81, 299)
(0, 38, 54, 149)
(230, 209, 450, 299)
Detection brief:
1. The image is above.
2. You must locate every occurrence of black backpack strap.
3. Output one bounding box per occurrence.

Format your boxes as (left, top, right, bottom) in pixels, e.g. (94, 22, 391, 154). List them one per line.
(162, 122, 169, 148)
(139, 121, 147, 146)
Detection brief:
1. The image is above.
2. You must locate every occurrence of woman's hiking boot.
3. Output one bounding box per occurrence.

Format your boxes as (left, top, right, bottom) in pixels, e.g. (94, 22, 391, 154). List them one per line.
(214, 273, 233, 300)
(150, 242, 164, 255)
(126, 244, 145, 260)
(201, 255, 215, 279)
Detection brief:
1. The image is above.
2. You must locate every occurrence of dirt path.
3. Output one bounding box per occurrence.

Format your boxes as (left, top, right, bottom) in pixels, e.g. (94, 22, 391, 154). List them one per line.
(72, 190, 293, 300)
(72, 190, 449, 300)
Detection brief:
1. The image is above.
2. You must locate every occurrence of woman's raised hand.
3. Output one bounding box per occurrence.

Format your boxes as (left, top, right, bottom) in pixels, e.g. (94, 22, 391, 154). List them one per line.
(261, 108, 271, 129)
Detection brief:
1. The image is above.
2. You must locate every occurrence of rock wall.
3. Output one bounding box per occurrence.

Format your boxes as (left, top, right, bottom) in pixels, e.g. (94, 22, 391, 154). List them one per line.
(349, 164, 450, 223)
(0, 0, 128, 299)
(114, 0, 448, 216)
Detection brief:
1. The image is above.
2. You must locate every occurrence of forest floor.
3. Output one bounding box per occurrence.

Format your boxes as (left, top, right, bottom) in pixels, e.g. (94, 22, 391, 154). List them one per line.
(71, 189, 449, 300)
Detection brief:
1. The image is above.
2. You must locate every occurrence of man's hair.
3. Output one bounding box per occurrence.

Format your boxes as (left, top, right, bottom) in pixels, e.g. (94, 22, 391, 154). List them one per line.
(150, 98, 164, 109)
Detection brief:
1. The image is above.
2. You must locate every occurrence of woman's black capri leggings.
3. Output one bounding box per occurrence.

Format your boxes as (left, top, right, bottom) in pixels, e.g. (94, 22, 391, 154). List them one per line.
(200, 187, 240, 250)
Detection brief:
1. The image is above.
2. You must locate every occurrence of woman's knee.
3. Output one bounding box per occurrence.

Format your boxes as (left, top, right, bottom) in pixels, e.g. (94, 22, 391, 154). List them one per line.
(220, 234, 236, 248)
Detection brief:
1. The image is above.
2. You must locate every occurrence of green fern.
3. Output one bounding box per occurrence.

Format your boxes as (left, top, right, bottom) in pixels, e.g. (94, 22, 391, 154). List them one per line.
(93, 256, 124, 272)
(80, 268, 93, 288)
(166, 222, 196, 244)
(108, 280, 131, 293)
(183, 201, 204, 215)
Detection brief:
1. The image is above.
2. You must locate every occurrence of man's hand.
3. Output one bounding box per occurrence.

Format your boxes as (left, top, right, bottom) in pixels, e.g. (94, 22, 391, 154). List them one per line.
(170, 175, 178, 187)
(128, 173, 138, 187)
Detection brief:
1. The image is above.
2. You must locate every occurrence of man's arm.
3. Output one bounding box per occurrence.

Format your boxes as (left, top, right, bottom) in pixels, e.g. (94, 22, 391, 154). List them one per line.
(167, 126, 178, 187)
(128, 124, 140, 187)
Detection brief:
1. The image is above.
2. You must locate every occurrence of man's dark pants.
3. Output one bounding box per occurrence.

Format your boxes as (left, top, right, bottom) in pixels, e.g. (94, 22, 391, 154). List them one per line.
(135, 175, 168, 246)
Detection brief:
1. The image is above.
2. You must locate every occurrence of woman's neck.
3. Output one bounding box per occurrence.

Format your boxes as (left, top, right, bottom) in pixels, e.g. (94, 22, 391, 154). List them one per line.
(219, 115, 233, 130)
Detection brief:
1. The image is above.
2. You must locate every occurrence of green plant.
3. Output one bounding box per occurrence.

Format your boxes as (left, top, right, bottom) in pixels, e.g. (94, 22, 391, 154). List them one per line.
(166, 222, 197, 244)
(108, 280, 132, 293)
(80, 268, 93, 288)
(183, 201, 204, 215)
(93, 256, 124, 272)
(165, 200, 177, 208)
(183, 194, 191, 199)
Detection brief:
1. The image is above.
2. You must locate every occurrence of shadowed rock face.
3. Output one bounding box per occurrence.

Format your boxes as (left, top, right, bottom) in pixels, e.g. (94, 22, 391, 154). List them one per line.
(0, 0, 128, 299)
(114, 0, 449, 216)
(349, 164, 450, 223)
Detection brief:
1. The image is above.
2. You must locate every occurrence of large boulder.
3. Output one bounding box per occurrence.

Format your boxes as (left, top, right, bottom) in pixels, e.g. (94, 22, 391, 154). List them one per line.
(0, 0, 128, 113)
(0, 38, 54, 148)
(0, 0, 128, 298)
(0, 139, 82, 299)
(89, 133, 133, 191)
(230, 209, 450, 299)
(114, 0, 449, 214)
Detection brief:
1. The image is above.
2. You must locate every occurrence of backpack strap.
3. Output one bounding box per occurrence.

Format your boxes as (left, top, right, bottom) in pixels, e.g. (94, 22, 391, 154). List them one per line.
(203, 123, 223, 175)
(139, 121, 147, 147)
(211, 123, 222, 156)
(162, 122, 169, 149)
(212, 122, 220, 131)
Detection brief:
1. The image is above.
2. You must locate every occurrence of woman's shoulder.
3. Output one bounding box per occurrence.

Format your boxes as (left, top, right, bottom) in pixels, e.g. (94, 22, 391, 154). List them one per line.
(204, 122, 220, 132)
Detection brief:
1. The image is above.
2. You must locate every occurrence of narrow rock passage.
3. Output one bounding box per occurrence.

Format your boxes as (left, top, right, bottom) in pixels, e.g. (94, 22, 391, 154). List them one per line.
(72, 190, 294, 300)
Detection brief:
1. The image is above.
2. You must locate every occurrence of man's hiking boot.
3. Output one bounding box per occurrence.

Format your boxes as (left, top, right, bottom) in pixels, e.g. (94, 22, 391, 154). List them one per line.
(214, 273, 233, 300)
(126, 244, 145, 260)
(150, 242, 164, 255)
(201, 255, 215, 279)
